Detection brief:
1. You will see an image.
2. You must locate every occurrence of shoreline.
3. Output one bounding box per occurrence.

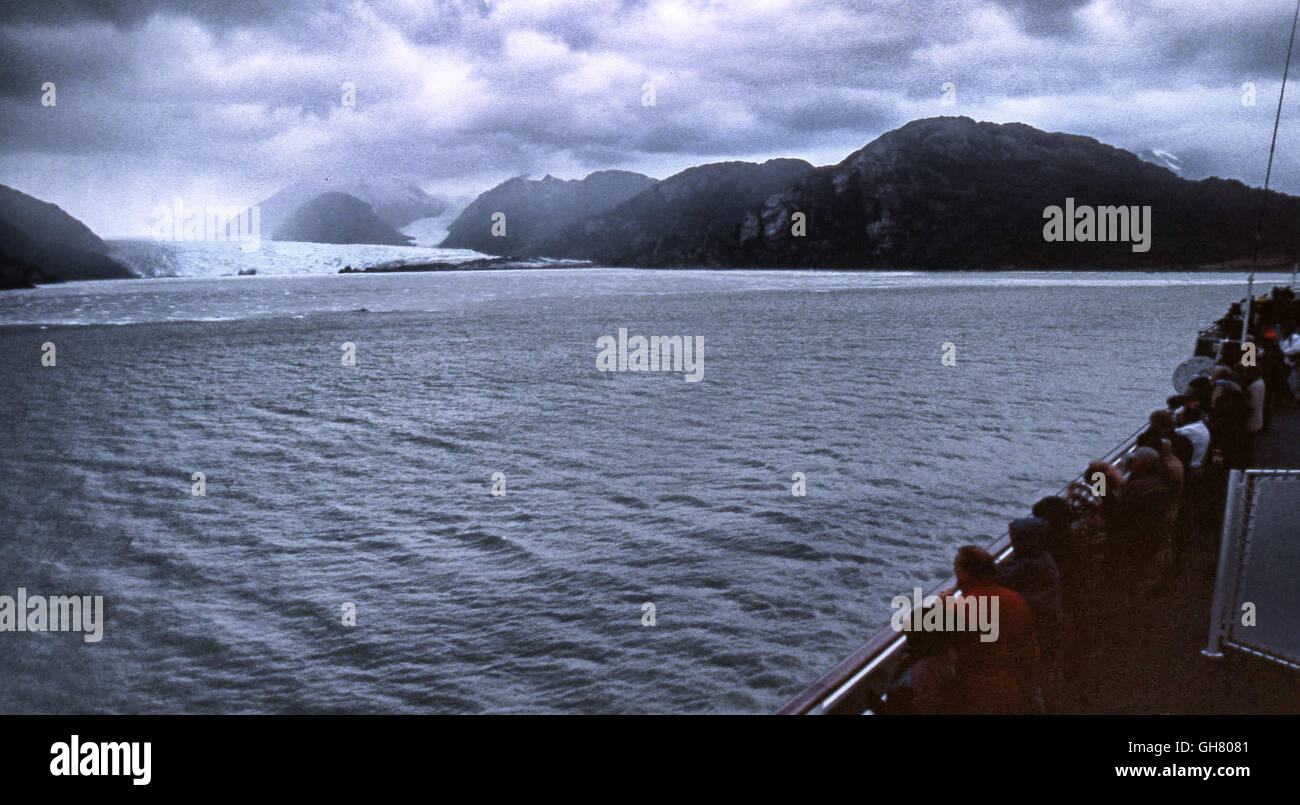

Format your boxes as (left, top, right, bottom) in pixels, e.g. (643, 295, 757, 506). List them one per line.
(4, 256, 1297, 292)
(343, 255, 1300, 276)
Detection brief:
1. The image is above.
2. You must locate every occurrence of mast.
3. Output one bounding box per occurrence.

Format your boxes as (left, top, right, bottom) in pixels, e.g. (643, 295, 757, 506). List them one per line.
(1247, 0, 1300, 340)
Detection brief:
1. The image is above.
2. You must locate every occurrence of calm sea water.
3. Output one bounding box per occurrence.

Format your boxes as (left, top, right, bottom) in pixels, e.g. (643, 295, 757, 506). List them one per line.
(0, 268, 1278, 713)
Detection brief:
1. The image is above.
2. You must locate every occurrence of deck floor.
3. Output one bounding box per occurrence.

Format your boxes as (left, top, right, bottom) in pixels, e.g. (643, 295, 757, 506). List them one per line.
(1053, 396, 1300, 714)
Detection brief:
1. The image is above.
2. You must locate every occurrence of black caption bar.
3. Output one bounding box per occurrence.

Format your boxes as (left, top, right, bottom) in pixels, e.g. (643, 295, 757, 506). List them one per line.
(0, 715, 1288, 791)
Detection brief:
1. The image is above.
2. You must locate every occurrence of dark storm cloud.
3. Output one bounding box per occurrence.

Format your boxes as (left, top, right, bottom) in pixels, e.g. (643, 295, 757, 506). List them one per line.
(0, 0, 336, 28)
(1, 0, 1299, 236)
(989, 0, 1092, 36)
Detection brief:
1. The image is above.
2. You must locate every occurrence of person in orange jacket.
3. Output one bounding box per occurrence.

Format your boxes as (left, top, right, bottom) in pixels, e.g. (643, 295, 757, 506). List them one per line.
(948, 545, 1042, 714)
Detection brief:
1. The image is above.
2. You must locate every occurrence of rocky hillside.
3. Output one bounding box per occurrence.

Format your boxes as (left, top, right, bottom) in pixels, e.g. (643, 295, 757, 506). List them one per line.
(520, 117, 1300, 269)
(0, 183, 135, 286)
(270, 192, 415, 246)
(731, 117, 1300, 268)
(528, 159, 814, 266)
(440, 170, 657, 255)
(238, 176, 447, 239)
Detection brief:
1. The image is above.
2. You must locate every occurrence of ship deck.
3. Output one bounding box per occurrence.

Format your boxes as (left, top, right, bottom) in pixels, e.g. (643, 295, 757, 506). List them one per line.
(779, 383, 1300, 715)
(1052, 397, 1300, 714)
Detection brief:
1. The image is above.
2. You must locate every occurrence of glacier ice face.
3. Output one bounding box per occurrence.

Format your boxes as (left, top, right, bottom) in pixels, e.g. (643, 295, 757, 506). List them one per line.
(106, 238, 487, 278)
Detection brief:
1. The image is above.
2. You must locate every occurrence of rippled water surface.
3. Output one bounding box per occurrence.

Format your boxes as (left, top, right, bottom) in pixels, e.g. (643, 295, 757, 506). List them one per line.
(0, 269, 1277, 713)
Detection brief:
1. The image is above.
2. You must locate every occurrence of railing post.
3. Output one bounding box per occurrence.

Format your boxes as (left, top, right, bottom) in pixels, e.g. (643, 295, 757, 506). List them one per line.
(1203, 470, 1247, 659)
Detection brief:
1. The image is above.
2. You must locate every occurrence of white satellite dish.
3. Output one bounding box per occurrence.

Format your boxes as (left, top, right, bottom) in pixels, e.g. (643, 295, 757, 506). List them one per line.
(1173, 356, 1217, 393)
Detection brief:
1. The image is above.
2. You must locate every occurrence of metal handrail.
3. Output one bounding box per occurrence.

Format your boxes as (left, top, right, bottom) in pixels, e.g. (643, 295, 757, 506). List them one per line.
(779, 287, 1299, 714)
(777, 423, 1146, 714)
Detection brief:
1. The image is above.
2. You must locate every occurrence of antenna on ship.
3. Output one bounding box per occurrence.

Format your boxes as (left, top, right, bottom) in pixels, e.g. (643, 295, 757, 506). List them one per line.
(1246, 0, 1300, 338)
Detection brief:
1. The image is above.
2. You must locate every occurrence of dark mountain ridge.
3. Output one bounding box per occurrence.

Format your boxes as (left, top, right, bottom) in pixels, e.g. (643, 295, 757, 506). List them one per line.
(733, 117, 1300, 269)
(231, 176, 448, 240)
(528, 159, 815, 266)
(0, 183, 135, 288)
(516, 117, 1300, 269)
(439, 170, 657, 255)
(271, 192, 414, 246)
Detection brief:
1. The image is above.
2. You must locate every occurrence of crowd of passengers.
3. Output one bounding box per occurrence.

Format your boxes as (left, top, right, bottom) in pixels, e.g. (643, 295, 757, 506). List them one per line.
(884, 287, 1300, 715)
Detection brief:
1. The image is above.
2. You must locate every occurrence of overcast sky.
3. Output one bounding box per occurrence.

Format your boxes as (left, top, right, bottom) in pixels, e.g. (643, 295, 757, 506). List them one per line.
(1, 0, 1299, 236)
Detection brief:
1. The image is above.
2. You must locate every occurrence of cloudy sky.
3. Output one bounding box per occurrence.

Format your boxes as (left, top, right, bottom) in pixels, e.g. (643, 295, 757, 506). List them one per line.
(1, 0, 1298, 236)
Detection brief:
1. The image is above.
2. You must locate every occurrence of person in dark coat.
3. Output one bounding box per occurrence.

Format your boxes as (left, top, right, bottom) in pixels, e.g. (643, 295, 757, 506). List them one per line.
(1215, 301, 1244, 335)
(1138, 409, 1194, 470)
(1187, 375, 1214, 413)
(998, 517, 1063, 667)
(1209, 367, 1249, 470)
(1031, 495, 1072, 562)
(1117, 447, 1171, 585)
(884, 602, 956, 715)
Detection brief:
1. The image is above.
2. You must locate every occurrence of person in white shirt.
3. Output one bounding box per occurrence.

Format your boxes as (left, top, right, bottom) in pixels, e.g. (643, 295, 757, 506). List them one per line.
(1175, 407, 1211, 469)
(1176, 405, 1212, 534)
(1281, 324, 1300, 401)
(1245, 367, 1266, 432)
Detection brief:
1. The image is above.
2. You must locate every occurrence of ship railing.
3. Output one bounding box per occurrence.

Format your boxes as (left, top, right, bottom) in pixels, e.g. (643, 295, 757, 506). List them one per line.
(776, 423, 1147, 715)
